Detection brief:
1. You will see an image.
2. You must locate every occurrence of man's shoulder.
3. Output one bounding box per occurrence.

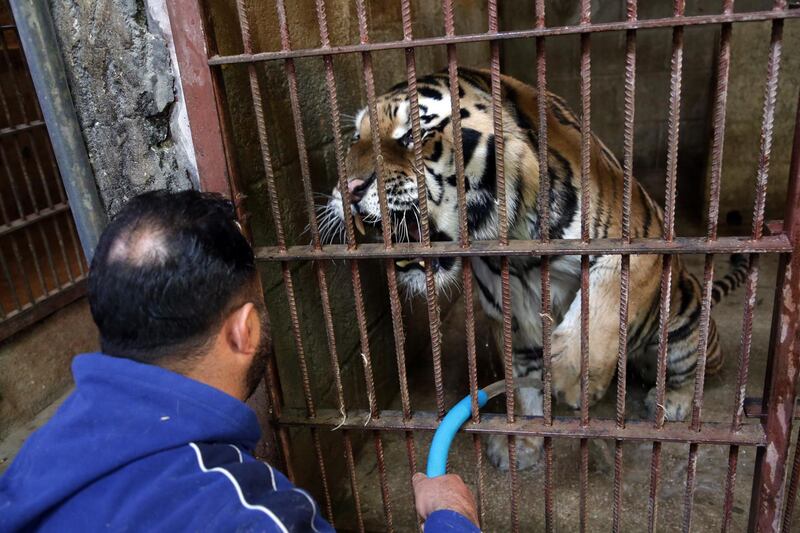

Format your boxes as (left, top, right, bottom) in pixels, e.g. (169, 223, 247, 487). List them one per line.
(177, 442, 332, 532)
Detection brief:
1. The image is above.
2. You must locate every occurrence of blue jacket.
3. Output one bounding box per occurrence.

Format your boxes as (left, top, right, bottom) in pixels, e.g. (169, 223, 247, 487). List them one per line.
(0, 353, 478, 532)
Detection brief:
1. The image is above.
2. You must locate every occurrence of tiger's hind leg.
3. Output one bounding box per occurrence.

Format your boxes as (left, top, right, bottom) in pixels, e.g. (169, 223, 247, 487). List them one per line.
(643, 273, 724, 422)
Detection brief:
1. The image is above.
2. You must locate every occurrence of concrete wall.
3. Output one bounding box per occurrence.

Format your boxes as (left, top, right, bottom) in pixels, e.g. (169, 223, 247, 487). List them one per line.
(501, 0, 799, 234)
(48, 0, 197, 216)
(712, 1, 800, 233)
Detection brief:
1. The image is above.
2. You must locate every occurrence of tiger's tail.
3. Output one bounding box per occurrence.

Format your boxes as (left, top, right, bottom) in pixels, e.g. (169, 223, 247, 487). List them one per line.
(711, 254, 749, 307)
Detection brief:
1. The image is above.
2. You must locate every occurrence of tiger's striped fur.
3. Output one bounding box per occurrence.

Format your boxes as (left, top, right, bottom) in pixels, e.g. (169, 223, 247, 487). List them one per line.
(321, 69, 747, 470)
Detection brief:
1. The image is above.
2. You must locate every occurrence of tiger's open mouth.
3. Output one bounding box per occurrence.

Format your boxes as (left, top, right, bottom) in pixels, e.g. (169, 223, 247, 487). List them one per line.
(349, 209, 457, 275)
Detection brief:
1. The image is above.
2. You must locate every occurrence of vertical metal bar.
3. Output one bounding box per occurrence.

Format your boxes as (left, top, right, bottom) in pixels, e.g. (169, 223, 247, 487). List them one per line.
(352, 3, 419, 526)
(748, 44, 799, 533)
(65, 214, 86, 276)
(578, 1, 592, 530)
(166, 0, 232, 197)
(722, 445, 740, 533)
(442, 0, 483, 525)
(533, 2, 556, 530)
(488, 2, 518, 530)
(689, 2, 737, 529)
(0, 28, 30, 124)
(276, 1, 367, 527)
(648, 3, 684, 531)
(0, 246, 21, 312)
(9, 0, 106, 261)
(230, 0, 337, 525)
(613, 3, 637, 531)
(399, 0, 445, 421)
(0, 143, 46, 298)
(52, 215, 76, 284)
(24, 134, 64, 290)
(750, 14, 784, 244)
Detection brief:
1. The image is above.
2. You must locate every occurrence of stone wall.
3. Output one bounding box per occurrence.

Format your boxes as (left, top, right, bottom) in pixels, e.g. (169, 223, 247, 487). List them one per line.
(48, 0, 197, 216)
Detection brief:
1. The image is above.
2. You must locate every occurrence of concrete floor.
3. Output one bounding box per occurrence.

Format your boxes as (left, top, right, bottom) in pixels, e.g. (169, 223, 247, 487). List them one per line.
(330, 252, 800, 532)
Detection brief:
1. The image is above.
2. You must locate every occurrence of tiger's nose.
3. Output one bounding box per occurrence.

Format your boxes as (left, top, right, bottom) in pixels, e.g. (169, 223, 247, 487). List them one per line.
(347, 179, 366, 204)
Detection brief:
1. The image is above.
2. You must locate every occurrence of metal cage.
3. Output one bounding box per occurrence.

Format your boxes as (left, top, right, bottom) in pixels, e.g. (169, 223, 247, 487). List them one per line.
(168, 1, 800, 531)
(0, 0, 88, 341)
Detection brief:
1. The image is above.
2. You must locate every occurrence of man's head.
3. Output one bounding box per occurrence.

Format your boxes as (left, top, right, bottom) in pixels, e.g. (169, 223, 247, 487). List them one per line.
(88, 190, 268, 399)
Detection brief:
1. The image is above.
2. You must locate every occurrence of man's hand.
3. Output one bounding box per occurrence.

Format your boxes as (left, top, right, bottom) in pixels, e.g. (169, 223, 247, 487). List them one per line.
(412, 472, 479, 526)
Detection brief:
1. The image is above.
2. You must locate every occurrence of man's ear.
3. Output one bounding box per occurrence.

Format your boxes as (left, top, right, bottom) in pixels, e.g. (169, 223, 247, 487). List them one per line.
(225, 302, 258, 356)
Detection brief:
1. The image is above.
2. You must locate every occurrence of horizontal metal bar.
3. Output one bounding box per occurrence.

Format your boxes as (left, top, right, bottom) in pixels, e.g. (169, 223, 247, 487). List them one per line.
(744, 397, 800, 419)
(277, 408, 767, 446)
(0, 120, 45, 138)
(208, 9, 800, 66)
(0, 203, 70, 238)
(0, 277, 86, 341)
(255, 234, 792, 262)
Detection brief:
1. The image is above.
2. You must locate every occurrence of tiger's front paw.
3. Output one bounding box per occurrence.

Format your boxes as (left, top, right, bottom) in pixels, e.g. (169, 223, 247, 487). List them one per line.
(486, 434, 542, 471)
(549, 331, 583, 409)
(644, 386, 692, 422)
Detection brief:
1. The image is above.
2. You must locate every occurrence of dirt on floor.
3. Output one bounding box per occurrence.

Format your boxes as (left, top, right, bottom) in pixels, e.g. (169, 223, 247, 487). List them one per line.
(330, 252, 800, 532)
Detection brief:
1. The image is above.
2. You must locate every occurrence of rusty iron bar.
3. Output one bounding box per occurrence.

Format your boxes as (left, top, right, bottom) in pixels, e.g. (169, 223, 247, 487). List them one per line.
(648, 2, 685, 529)
(208, 9, 800, 66)
(399, 0, 446, 421)
(578, 1, 592, 530)
(230, 0, 338, 524)
(721, 445, 740, 532)
(275, 1, 378, 528)
(748, 63, 800, 533)
(441, 0, 484, 526)
(613, 2, 638, 531)
(0, 42, 66, 297)
(0, 119, 44, 137)
(533, 0, 556, 529)
(0, 144, 47, 297)
(352, 3, 420, 527)
(748, 4, 790, 530)
(254, 234, 791, 261)
(0, 32, 54, 298)
(0, 203, 69, 238)
(487, 2, 518, 530)
(269, 13, 385, 521)
(23, 129, 72, 292)
(277, 408, 767, 446)
(310, 0, 373, 527)
(0, 278, 86, 341)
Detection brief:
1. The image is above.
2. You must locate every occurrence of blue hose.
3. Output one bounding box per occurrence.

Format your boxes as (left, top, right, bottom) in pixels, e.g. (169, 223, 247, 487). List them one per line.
(426, 389, 489, 477)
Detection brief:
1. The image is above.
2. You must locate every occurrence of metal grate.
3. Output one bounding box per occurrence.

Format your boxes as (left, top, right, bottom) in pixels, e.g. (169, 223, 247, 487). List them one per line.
(0, 0, 87, 341)
(169, 1, 800, 531)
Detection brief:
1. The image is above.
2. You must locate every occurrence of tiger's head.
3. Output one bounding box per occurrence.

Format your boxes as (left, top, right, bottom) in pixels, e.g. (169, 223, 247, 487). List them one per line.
(321, 70, 534, 296)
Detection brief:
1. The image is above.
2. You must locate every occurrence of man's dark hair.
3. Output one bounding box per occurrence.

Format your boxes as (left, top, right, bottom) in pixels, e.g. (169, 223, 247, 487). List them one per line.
(88, 190, 257, 363)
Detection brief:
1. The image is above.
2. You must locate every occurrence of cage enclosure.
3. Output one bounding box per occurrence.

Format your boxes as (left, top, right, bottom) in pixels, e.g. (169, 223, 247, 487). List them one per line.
(168, 0, 800, 531)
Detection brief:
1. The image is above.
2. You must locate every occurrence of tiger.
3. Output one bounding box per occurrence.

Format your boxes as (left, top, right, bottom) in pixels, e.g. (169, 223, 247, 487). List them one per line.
(319, 68, 748, 470)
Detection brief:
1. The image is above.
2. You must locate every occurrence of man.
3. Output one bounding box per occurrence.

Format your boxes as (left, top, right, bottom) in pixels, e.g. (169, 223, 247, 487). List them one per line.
(0, 191, 479, 531)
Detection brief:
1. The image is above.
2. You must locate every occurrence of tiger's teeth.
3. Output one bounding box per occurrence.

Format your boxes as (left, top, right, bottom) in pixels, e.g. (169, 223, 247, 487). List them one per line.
(353, 213, 366, 235)
(395, 259, 425, 268)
